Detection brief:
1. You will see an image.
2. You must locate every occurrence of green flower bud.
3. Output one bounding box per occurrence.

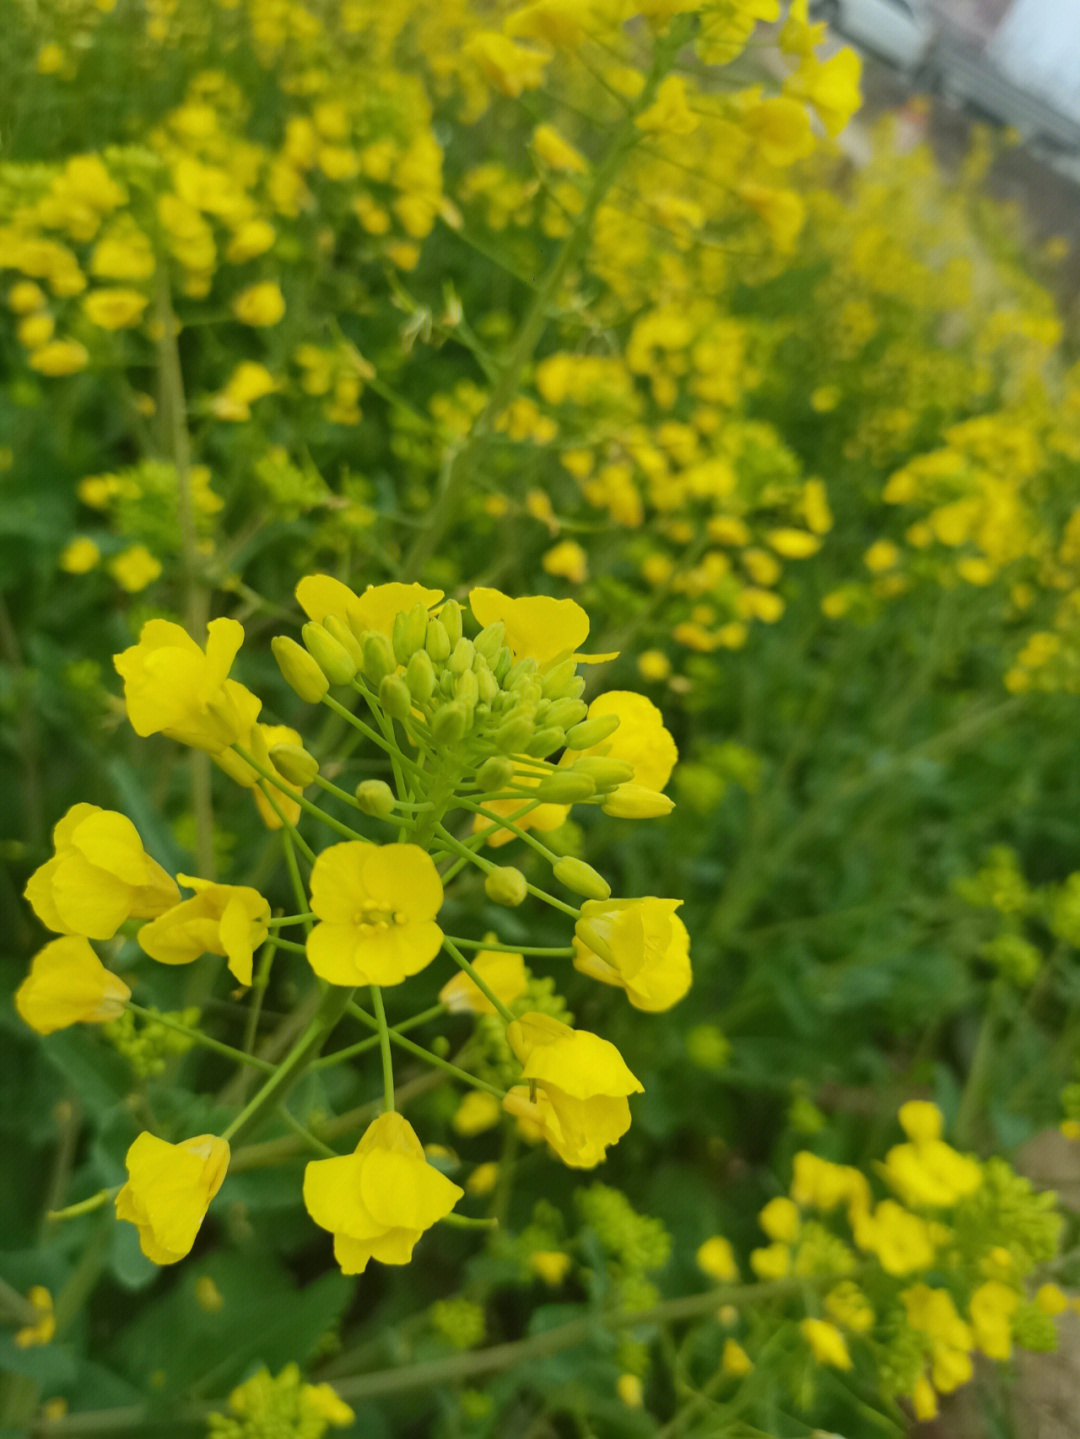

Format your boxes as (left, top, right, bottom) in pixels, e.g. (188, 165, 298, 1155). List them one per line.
(474, 621, 506, 664)
(426, 617, 451, 662)
(455, 669, 479, 709)
(323, 613, 365, 669)
(552, 856, 611, 901)
(431, 700, 469, 744)
(302, 621, 357, 685)
(437, 670, 455, 698)
(566, 676, 586, 700)
(393, 601, 430, 664)
(525, 725, 565, 757)
(533, 771, 596, 803)
(441, 599, 463, 647)
(484, 865, 529, 907)
(476, 755, 515, 790)
(268, 742, 319, 786)
(505, 658, 538, 690)
(363, 632, 396, 686)
(272, 635, 329, 702)
(564, 713, 621, 750)
(380, 673, 414, 721)
(405, 648, 436, 703)
(541, 658, 577, 699)
(477, 667, 500, 704)
(355, 779, 397, 818)
(569, 755, 635, 789)
(493, 648, 512, 682)
(601, 784, 675, 818)
(495, 714, 535, 752)
(449, 637, 475, 675)
(546, 698, 588, 731)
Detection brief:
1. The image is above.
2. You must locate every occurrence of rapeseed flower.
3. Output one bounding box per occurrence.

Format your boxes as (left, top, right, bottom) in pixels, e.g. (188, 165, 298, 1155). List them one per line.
(137, 877, 271, 985)
(25, 802, 179, 938)
(306, 842, 444, 986)
(15, 936, 131, 1035)
(469, 587, 614, 665)
(295, 574, 442, 634)
(574, 897, 691, 1011)
(115, 1132, 230, 1264)
(439, 948, 528, 1013)
(303, 1112, 463, 1274)
(799, 1317, 852, 1369)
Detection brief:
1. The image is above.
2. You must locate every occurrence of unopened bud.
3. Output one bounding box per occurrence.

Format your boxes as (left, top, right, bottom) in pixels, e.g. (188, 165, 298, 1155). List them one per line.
(431, 700, 469, 744)
(564, 713, 621, 750)
(553, 857, 611, 901)
(363, 632, 396, 686)
(493, 648, 512, 682)
(323, 613, 365, 669)
(601, 784, 675, 818)
(426, 617, 451, 663)
(355, 779, 396, 818)
(541, 658, 577, 699)
(546, 698, 588, 731)
(379, 673, 413, 721)
(393, 601, 430, 664)
(440, 599, 463, 647)
(476, 755, 515, 791)
(405, 649, 436, 703)
(566, 676, 586, 699)
(495, 714, 534, 753)
(484, 865, 528, 907)
(505, 658, 538, 690)
(449, 637, 475, 675)
(525, 725, 565, 758)
(477, 667, 500, 704)
(454, 669, 479, 709)
(269, 743, 319, 786)
(474, 621, 506, 664)
(302, 622, 357, 685)
(533, 771, 596, 803)
(569, 755, 635, 790)
(272, 636, 329, 703)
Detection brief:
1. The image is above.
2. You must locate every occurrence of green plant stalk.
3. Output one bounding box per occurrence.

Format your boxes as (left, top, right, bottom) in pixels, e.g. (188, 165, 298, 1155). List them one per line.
(255, 781, 317, 863)
(371, 986, 395, 1112)
(445, 936, 575, 958)
(233, 744, 364, 844)
(455, 799, 560, 864)
(441, 937, 518, 1027)
(322, 692, 425, 776)
(243, 934, 279, 1055)
(435, 823, 580, 919)
(281, 828, 313, 933)
(126, 1001, 274, 1072)
(275, 1104, 338, 1158)
(347, 1000, 507, 1098)
(311, 1002, 445, 1071)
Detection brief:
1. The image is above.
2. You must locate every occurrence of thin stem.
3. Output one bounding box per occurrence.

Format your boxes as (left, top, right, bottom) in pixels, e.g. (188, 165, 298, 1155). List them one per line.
(371, 986, 395, 1113)
(276, 1105, 338, 1158)
(266, 936, 309, 956)
(435, 825, 580, 919)
(281, 829, 313, 934)
(442, 938, 518, 1027)
(445, 936, 575, 958)
(46, 1188, 117, 1222)
(267, 912, 314, 927)
(347, 1001, 507, 1099)
(311, 1002, 445, 1071)
(243, 935, 279, 1055)
(256, 781, 316, 863)
(322, 692, 424, 776)
(234, 745, 365, 845)
(126, 1001, 275, 1073)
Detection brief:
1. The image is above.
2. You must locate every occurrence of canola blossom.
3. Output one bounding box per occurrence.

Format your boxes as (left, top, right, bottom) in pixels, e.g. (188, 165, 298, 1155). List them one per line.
(115, 1132, 230, 1264)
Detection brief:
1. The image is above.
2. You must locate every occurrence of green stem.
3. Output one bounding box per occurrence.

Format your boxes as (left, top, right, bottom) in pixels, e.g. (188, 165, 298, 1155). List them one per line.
(445, 936, 575, 958)
(347, 1001, 507, 1099)
(322, 693, 424, 776)
(276, 1105, 338, 1158)
(442, 938, 518, 1027)
(371, 986, 395, 1113)
(281, 829, 313, 934)
(126, 1001, 274, 1073)
(243, 935, 279, 1055)
(267, 912, 314, 926)
(233, 745, 365, 845)
(435, 824, 580, 919)
(46, 1189, 117, 1222)
(312, 1002, 445, 1070)
(256, 781, 316, 863)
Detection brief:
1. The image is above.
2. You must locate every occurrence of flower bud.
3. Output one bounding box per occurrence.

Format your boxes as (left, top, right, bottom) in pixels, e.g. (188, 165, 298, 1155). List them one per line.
(493, 648, 512, 682)
(449, 637, 475, 675)
(426, 618, 451, 662)
(525, 726, 565, 758)
(302, 622, 357, 685)
(405, 649, 436, 703)
(272, 636, 329, 703)
(602, 784, 675, 819)
(569, 755, 635, 790)
(268, 742, 319, 786)
(533, 771, 596, 802)
(476, 755, 515, 790)
(355, 779, 396, 818)
(546, 698, 588, 731)
(454, 669, 479, 709)
(363, 632, 396, 686)
(431, 700, 469, 744)
(505, 658, 538, 690)
(440, 599, 463, 647)
(552, 857, 611, 901)
(323, 614, 365, 669)
(564, 713, 621, 750)
(485, 866, 529, 907)
(393, 602, 429, 664)
(495, 714, 535, 752)
(566, 676, 586, 699)
(541, 658, 577, 699)
(477, 667, 500, 704)
(379, 673, 413, 721)
(474, 621, 506, 664)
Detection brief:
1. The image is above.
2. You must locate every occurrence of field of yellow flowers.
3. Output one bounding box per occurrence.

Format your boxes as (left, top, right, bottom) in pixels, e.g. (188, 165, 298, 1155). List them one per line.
(2, 2, 1080, 1436)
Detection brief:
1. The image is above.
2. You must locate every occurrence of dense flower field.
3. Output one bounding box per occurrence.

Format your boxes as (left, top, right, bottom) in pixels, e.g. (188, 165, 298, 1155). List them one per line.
(2, 2, 1079, 1435)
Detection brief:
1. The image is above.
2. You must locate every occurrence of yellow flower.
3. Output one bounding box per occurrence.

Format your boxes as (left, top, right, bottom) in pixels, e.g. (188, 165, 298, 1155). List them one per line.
(635, 76, 699, 136)
(565, 691, 677, 795)
(741, 96, 815, 166)
(115, 1132, 230, 1265)
(799, 1318, 852, 1370)
(758, 1196, 800, 1243)
(8, 280, 47, 313)
(114, 617, 262, 754)
(542, 539, 588, 583)
(14, 1288, 55, 1348)
(790, 1152, 870, 1218)
(25, 802, 179, 938)
(452, 1090, 503, 1136)
(295, 574, 443, 635)
(574, 897, 691, 1011)
(469, 586, 612, 666)
(721, 1338, 753, 1375)
(137, 876, 271, 986)
(28, 339, 89, 376)
(749, 1242, 790, 1279)
(533, 124, 588, 173)
(232, 281, 285, 327)
(211, 360, 278, 421)
(59, 537, 100, 573)
(881, 1137, 982, 1208)
(852, 1200, 936, 1275)
(530, 1250, 572, 1285)
(969, 1280, 1018, 1360)
(696, 1235, 739, 1281)
(303, 1112, 463, 1274)
(502, 1012, 643, 1168)
(825, 1280, 875, 1334)
(474, 768, 569, 850)
(901, 1283, 974, 1393)
(786, 49, 863, 136)
(108, 544, 162, 593)
(306, 842, 444, 986)
(224, 219, 276, 263)
(15, 937, 130, 1035)
(439, 948, 529, 1014)
(82, 288, 148, 329)
(505, 0, 588, 48)
(36, 43, 65, 74)
(463, 32, 550, 98)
